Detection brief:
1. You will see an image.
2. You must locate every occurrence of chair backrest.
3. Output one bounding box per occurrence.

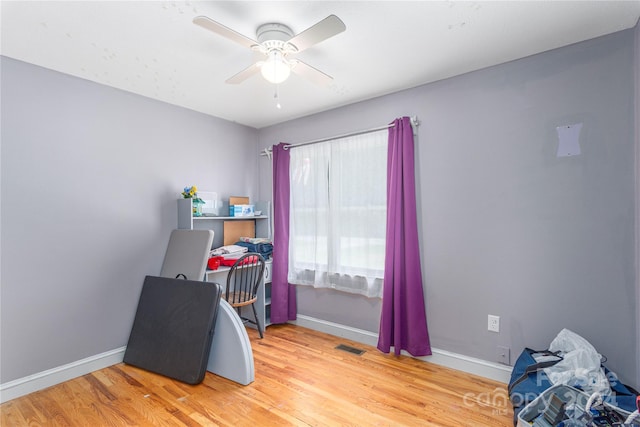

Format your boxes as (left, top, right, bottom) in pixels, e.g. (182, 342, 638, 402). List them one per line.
(225, 253, 266, 305)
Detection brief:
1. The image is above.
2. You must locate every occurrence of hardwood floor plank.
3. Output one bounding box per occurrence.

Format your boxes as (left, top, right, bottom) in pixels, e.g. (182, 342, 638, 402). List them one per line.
(0, 400, 30, 426)
(101, 366, 196, 427)
(1, 324, 513, 426)
(27, 392, 75, 426)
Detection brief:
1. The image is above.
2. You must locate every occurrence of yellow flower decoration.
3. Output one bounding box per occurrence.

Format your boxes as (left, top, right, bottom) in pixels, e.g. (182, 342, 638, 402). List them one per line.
(181, 185, 202, 201)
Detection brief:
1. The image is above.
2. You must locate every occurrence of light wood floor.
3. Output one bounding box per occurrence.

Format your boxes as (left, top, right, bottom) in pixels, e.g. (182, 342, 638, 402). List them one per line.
(1, 324, 513, 426)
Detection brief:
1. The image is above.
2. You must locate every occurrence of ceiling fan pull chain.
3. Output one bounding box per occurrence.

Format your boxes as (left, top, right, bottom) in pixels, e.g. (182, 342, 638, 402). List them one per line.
(274, 85, 282, 110)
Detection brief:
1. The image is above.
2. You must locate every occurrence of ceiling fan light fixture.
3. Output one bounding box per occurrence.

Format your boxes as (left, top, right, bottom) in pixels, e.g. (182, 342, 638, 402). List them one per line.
(194, 14, 346, 86)
(261, 50, 291, 84)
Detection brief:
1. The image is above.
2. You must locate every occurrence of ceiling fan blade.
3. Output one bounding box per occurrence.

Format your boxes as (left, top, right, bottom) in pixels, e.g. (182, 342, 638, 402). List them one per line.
(286, 15, 346, 53)
(226, 63, 261, 84)
(290, 60, 333, 86)
(193, 16, 259, 50)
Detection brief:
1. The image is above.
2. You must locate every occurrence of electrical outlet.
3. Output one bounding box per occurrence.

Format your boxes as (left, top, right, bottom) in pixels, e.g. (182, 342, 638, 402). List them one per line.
(488, 315, 500, 333)
(496, 346, 510, 365)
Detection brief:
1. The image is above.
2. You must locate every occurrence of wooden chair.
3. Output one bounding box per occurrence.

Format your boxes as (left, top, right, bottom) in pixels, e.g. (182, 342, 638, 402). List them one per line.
(223, 253, 266, 338)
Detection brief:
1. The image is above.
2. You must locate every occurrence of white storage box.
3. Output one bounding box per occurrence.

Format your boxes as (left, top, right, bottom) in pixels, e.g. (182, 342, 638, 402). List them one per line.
(229, 204, 254, 217)
(517, 384, 631, 427)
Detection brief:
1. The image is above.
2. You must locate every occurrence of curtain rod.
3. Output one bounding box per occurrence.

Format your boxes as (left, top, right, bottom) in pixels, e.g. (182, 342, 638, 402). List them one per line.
(260, 116, 419, 157)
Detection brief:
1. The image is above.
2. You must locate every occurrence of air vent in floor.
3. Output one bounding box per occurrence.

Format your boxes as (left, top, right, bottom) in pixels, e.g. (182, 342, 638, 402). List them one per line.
(335, 344, 365, 355)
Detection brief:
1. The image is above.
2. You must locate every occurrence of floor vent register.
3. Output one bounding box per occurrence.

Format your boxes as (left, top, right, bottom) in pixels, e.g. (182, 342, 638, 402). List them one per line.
(335, 344, 365, 356)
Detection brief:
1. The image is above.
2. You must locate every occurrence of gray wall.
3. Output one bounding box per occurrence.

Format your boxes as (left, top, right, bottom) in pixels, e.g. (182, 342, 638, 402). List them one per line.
(258, 29, 638, 387)
(0, 57, 258, 383)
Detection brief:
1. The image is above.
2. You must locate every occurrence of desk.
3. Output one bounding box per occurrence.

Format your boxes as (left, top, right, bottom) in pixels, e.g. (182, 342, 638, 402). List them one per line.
(205, 258, 272, 332)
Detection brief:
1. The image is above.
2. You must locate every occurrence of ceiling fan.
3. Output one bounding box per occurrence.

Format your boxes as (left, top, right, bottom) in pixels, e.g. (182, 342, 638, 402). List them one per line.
(193, 14, 346, 86)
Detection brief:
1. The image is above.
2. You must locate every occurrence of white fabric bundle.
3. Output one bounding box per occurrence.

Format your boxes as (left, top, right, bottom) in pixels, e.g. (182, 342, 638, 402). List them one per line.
(543, 328, 610, 397)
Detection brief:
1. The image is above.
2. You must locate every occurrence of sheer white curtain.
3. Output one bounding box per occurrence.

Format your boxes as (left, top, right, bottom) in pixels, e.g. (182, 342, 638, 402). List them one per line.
(288, 129, 387, 298)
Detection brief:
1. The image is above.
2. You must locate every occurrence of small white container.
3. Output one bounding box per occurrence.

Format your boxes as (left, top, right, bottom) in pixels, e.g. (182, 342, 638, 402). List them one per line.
(199, 192, 219, 216)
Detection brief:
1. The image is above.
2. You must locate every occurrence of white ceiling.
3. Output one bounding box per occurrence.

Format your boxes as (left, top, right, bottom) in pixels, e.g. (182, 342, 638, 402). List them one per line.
(2, 1, 639, 129)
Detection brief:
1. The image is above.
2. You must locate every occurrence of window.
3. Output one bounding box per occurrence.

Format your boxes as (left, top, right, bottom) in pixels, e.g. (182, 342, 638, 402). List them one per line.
(287, 129, 387, 298)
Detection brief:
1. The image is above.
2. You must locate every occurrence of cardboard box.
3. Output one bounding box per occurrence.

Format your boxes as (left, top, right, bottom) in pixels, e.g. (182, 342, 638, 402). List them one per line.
(223, 220, 255, 245)
(229, 204, 254, 217)
(229, 196, 250, 205)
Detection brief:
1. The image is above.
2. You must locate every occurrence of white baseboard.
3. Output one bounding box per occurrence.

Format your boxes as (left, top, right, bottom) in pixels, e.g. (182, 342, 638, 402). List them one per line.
(419, 347, 512, 384)
(0, 347, 126, 404)
(291, 315, 380, 346)
(290, 315, 512, 384)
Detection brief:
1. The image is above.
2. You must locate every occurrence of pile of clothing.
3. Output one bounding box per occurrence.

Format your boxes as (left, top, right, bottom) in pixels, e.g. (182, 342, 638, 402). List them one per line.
(208, 244, 247, 268)
(208, 238, 273, 269)
(209, 244, 247, 258)
(234, 237, 273, 259)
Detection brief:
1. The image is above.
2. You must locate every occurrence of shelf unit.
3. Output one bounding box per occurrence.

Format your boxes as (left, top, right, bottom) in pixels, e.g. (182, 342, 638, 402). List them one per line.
(176, 198, 273, 329)
(177, 199, 271, 249)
